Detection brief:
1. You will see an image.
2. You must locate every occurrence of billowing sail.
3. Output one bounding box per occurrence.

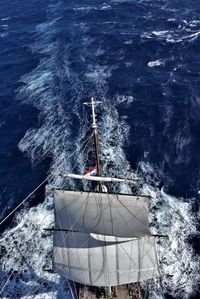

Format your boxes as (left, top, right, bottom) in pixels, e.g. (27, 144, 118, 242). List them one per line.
(54, 190, 151, 238)
(53, 231, 160, 286)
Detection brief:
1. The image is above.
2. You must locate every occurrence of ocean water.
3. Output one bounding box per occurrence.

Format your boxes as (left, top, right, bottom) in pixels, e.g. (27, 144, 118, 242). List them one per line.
(0, 0, 200, 298)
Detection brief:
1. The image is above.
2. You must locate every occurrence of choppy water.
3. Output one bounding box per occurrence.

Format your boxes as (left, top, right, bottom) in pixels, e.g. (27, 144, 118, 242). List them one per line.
(0, 0, 200, 298)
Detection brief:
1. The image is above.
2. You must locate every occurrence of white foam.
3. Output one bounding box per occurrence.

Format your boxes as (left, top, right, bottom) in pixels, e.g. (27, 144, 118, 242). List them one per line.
(148, 60, 164, 68)
(143, 27, 200, 44)
(0, 32, 8, 38)
(100, 5, 111, 10)
(1, 17, 10, 21)
(85, 65, 112, 82)
(152, 30, 170, 36)
(73, 6, 94, 12)
(125, 61, 132, 67)
(139, 166, 199, 298)
(116, 94, 136, 105)
(123, 40, 132, 44)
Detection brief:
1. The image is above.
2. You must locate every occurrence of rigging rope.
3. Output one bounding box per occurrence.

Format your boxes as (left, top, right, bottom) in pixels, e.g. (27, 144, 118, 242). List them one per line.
(0, 134, 93, 228)
(0, 175, 51, 227)
(0, 268, 15, 296)
(163, 199, 198, 233)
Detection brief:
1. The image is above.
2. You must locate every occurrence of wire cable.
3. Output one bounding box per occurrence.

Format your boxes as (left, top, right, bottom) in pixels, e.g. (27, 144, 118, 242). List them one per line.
(0, 134, 93, 228)
(0, 268, 15, 296)
(0, 176, 51, 227)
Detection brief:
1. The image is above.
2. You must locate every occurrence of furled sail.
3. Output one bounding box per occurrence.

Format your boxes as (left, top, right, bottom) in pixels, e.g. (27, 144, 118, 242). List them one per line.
(61, 172, 140, 184)
(54, 190, 151, 238)
(53, 231, 160, 287)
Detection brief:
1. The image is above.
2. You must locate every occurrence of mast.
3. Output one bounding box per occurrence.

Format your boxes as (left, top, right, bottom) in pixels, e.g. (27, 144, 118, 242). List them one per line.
(84, 97, 101, 176)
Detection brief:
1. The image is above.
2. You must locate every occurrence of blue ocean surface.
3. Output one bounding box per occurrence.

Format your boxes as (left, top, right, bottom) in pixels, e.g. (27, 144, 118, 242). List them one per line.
(0, 0, 200, 298)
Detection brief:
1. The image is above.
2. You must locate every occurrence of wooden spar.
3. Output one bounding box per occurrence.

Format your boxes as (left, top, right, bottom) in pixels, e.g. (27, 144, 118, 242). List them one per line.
(90, 97, 101, 176)
(93, 128, 101, 176)
(84, 97, 101, 176)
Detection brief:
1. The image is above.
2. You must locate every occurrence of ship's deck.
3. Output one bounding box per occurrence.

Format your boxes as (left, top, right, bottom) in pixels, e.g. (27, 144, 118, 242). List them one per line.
(78, 283, 142, 299)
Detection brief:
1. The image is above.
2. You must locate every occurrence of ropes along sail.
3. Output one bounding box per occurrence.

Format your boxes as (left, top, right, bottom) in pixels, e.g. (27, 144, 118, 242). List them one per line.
(53, 231, 160, 287)
(54, 190, 151, 238)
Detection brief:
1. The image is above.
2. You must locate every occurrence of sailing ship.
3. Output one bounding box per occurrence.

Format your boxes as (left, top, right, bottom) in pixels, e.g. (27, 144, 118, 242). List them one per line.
(51, 97, 161, 298)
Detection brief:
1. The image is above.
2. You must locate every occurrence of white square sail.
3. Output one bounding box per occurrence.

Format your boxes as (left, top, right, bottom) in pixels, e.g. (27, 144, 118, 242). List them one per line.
(53, 231, 160, 287)
(54, 189, 151, 238)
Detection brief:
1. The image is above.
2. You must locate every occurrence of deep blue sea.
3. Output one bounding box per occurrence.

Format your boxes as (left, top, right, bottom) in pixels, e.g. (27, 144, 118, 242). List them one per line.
(0, 0, 200, 298)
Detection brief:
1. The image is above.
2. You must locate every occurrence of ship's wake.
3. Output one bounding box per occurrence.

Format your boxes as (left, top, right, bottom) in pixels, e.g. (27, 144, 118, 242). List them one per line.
(0, 0, 199, 298)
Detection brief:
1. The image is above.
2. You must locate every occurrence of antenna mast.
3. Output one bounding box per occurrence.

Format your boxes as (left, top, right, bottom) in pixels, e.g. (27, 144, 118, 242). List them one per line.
(84, 97, 101, 176)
